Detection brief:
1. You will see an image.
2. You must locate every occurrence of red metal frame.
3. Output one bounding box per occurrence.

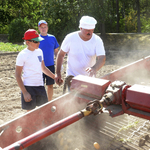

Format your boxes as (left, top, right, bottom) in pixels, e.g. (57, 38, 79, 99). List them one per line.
(3, 111, 84, 150)
(70, 75, 111, 99)
(101, 55, 150, 81)
(123, 84, 150, 120)
(0, 93, 89, 148)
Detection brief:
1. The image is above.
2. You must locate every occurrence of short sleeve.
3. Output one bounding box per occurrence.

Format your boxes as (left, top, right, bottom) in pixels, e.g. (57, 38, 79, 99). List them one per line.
(60, 34, 70, 53)
(54, 37, 59, 49)
(95, 36, 105, 56)
(16, 52, 25, 66)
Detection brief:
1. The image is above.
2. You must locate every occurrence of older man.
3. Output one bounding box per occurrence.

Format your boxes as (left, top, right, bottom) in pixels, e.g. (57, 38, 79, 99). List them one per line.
(55, 16, 106, 87)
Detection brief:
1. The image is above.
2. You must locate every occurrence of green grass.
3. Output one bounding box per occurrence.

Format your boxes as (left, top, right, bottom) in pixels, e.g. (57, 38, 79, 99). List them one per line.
(0, 42, 27, 52)
(117, 121, 139, 132)
(115, 120, 139, 143)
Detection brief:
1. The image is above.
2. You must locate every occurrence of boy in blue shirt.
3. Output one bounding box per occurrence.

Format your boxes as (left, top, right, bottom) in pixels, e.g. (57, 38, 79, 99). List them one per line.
(38, 20, 59, 101)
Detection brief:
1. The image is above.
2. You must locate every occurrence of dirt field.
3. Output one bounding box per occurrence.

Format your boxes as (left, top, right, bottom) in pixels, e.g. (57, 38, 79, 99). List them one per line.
(0, 48, 149, 125)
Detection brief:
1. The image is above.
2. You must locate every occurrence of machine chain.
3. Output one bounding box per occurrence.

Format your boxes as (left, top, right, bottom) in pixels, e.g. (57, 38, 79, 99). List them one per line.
(127, 120, 150, 147)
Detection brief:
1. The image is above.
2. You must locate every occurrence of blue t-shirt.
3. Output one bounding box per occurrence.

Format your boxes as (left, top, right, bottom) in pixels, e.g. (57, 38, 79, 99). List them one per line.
(39, 34, 59, 66)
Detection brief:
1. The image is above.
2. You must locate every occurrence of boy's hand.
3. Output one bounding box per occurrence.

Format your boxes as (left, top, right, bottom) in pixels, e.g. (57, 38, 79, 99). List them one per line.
(55, 74, 63, 86)
(56, 78, 63, 86)
(23, 91, 32, 102)
(58, 78, 63, 86)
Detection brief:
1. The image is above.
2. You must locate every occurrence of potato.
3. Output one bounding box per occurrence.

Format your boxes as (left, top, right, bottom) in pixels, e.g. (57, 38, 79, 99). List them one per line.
(93, 142, 100, 149)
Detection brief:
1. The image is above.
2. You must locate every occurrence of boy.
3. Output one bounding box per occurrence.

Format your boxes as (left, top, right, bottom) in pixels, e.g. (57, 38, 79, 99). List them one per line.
(38, 20, 59, 101)
(15, 29, 62, 111)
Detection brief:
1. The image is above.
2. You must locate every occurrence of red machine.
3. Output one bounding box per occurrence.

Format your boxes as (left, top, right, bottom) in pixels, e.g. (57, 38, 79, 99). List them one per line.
(1, 56, 150, 150)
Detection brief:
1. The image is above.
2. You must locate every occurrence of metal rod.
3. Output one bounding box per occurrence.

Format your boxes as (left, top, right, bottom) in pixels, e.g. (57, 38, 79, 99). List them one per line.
(3, 110, 88, 150)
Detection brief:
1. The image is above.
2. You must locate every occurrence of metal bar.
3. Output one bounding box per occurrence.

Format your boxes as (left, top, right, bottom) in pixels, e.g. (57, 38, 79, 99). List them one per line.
(0, 93, 78, 148)
(101, 55, 150, 82)
(3, 111, 85, 150)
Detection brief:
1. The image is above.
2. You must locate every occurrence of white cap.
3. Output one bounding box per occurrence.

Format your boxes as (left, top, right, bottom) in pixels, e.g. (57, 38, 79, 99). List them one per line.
(79, 16, 97, 29)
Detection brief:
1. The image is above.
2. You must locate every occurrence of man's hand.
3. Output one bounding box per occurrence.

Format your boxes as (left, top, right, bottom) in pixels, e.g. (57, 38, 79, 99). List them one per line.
(85, 67, 96, 77)
(55, 74, 63, 86)
(23, 91, 32, 102)
(86, 56, 106, 77)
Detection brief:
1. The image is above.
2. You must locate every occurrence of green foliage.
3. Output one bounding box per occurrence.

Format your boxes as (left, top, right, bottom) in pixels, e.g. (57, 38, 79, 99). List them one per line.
(141, 16, 150, 33)
(125, 9, 137, 32)
(8, 18, 33, 43)
(0, 42, 26, 52)
(40, 0, 81, 43)
(0, 0, 42, 34)
(0, 25, 9, 34)
(140, 0, 150, 33)
(1, 0, 150, 43)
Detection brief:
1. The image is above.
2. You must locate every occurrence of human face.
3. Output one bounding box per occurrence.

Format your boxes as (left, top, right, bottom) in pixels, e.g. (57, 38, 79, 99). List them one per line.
(79, 28, 94, 41)
(38, 24, 48, 36)
(26, 40, 40, 51)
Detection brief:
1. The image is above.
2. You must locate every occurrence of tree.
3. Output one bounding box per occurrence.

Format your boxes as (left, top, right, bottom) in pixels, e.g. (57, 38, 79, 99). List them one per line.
(2, 0, 150, 40)
(136, 0, 141, 32)
(0, 0, 42, 34)
(116, 0, 119, 32)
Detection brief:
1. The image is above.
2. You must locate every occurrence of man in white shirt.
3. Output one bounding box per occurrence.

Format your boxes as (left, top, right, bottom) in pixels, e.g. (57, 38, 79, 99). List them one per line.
(55, 16, 106, 87)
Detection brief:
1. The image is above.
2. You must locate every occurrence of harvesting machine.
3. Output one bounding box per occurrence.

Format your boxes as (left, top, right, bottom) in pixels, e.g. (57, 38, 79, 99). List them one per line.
(1, 55, 150, 149)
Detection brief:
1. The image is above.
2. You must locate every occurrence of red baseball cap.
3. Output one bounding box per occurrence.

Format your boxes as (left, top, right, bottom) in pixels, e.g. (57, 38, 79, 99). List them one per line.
(22, 29, 44, 41)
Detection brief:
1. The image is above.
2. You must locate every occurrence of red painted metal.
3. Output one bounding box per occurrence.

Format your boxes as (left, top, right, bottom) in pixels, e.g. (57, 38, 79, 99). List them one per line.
(3, 111, 84, 150)
(125, 84, 150, 112)
(71, 75, 111, 99)
(0, 93, 90, 148)
(104, 83, 150, 120)
(122, 84, 150, 120)
(101, 56, 150, 82)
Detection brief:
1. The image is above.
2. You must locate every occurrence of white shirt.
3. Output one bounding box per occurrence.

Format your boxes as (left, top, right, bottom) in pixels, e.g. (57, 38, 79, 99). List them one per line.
(16, 48, 44, 86)
(61, 31, 105, 76)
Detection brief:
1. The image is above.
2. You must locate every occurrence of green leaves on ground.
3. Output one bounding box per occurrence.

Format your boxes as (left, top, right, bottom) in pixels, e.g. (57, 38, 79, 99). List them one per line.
(0, 42, 26, 52)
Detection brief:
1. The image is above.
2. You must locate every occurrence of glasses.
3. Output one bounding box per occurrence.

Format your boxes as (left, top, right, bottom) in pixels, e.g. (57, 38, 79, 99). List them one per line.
(28, 40, 39, 43)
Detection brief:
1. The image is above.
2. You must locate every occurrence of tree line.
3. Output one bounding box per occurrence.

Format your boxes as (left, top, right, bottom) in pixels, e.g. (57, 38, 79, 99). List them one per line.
(0, 0, 150, 43)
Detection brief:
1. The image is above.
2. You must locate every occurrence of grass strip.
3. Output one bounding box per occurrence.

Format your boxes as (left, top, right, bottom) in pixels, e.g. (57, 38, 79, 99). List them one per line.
(0, 42, 27, 52)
